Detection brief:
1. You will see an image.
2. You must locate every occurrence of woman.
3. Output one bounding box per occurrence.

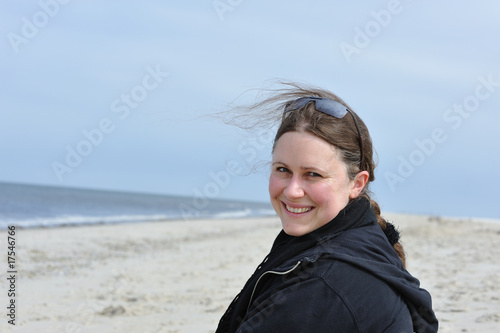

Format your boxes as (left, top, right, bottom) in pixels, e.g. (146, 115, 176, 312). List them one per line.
(215, 83, 438, 332)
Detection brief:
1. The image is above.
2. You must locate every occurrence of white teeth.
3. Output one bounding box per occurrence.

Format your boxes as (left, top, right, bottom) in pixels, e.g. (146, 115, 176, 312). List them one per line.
(286, 205, 312, 214)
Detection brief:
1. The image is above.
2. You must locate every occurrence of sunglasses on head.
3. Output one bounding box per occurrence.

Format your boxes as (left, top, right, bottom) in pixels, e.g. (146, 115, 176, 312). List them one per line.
(284, 96, 365, 171)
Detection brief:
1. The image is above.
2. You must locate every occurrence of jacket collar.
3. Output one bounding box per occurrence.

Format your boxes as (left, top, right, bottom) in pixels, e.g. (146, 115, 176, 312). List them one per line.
(267, 197, 377, 270)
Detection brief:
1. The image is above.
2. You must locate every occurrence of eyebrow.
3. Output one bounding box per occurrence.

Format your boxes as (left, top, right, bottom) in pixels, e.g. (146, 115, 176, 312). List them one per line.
(272, 161, 327, 174)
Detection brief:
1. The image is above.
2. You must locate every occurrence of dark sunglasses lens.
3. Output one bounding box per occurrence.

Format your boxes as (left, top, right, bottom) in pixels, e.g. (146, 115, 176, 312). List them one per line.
(315, 99, 348, 118)
(284, 98, 309, 113)
(284, 97, 348, 119)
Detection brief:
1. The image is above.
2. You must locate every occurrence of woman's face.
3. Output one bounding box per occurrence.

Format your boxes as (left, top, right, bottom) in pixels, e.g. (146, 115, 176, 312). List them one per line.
(269, 131, 358, 236)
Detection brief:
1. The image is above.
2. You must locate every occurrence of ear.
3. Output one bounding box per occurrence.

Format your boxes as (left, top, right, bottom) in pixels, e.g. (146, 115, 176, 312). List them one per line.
(349, 171, 370, 199)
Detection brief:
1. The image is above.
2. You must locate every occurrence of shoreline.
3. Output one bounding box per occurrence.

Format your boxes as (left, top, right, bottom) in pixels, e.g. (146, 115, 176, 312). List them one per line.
(4, 211, 500, 231)
(1, 215, 499, 332)
(0, 213, 279, 231)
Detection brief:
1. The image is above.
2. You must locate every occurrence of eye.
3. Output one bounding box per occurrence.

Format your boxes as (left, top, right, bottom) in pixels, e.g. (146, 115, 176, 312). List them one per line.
(306, 172, 322, 178)
(276, 166, 290, 173)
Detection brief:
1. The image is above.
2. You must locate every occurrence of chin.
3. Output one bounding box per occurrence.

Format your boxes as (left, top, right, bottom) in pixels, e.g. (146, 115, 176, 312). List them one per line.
(282, 224, 309, 237)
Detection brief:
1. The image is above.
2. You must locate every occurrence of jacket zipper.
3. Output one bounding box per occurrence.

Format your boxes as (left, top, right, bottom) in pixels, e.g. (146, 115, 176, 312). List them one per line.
(247, 260, 302, 312)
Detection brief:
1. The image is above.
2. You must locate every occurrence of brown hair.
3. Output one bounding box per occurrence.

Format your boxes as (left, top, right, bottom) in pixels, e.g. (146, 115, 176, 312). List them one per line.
(223, 81, 406, 267)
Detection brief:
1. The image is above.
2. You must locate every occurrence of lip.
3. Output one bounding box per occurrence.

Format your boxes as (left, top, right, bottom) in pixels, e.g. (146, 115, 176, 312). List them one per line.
(281, 201, 314, 215)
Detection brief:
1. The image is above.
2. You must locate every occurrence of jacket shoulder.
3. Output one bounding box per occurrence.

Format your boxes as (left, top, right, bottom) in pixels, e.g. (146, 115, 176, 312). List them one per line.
(243, 258, 412, 332)
(241, 269, 360, 332)
(317, 258, 413, 331)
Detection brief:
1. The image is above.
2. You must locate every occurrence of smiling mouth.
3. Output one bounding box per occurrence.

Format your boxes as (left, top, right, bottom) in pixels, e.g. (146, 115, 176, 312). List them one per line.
(285, 204, 313, 214)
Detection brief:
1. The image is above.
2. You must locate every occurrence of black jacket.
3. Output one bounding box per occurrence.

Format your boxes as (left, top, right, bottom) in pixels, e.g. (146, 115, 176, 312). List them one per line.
(216, 198, 438, 332)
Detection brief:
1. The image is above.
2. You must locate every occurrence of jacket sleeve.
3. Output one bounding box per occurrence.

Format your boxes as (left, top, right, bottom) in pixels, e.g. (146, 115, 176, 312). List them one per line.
(236, 277, 360, 333)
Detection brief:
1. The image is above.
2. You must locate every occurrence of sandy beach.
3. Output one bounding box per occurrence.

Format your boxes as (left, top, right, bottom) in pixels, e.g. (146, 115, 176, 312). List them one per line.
(1, 214, 499, 332)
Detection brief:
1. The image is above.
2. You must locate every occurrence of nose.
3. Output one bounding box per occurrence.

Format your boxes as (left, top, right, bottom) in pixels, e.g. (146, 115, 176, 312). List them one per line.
(284, 176, 305, 199)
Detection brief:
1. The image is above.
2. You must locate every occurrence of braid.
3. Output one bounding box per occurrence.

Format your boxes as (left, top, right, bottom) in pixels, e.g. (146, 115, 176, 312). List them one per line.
(370, 199, 406, 268)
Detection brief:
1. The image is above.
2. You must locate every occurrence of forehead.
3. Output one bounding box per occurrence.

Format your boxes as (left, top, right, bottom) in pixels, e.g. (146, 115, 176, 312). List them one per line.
(272, 131, 342, 167)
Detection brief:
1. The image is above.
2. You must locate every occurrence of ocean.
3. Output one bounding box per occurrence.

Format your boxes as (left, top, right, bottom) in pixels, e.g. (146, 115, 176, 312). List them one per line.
(0, 182, 276, 230)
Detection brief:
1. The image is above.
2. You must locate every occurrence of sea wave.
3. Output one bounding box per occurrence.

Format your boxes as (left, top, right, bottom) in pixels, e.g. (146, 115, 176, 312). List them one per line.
(213, 208, 276, 219)
(0, 214, 171, 230)
(0, 209, 277, 230)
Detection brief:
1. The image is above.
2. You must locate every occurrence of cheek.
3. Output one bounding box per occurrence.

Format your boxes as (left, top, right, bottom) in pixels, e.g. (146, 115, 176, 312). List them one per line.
(308, 184, 330, 204)
(268, 175, 282, 198)
(311, 182, 350, 209)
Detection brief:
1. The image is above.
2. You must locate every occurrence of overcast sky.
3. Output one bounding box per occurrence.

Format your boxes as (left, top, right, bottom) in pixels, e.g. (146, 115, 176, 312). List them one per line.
(1, 1, 499, 219)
